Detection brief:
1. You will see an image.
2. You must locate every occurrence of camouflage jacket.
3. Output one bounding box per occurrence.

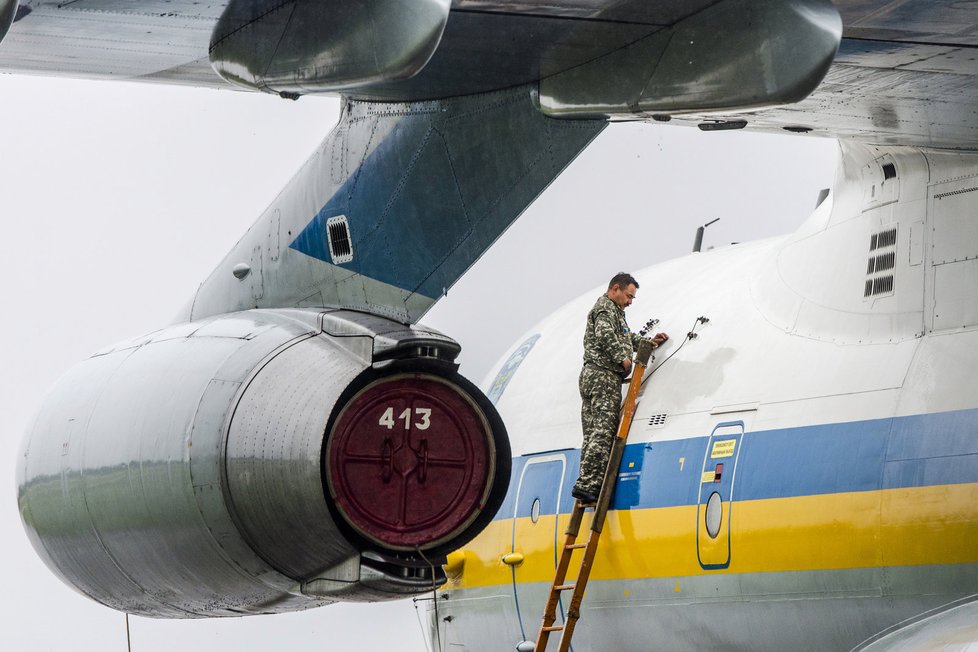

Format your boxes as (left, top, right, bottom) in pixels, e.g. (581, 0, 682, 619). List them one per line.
(582, 294, 637, 376)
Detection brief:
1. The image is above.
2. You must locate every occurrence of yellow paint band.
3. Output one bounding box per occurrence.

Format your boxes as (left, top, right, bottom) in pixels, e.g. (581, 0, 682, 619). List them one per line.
(445, 483, 978, 590)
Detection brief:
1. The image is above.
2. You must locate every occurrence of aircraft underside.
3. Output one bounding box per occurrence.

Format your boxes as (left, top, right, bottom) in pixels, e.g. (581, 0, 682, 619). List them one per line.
(0, 1, 976, 147)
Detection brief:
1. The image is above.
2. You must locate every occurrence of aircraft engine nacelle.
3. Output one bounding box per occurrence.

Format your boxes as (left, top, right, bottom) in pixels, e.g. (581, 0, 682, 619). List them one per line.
(16, 308, 509, 617)
(209, 0, 451, 95)
(0, 0, 18, 45)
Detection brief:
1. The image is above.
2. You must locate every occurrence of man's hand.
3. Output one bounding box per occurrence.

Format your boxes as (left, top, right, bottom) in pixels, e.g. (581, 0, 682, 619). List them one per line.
(623, 357, 632, 373)
(652, 332, 669, 347)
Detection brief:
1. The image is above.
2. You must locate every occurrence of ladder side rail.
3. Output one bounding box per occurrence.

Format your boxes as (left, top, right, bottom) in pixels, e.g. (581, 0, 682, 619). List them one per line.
(537, 502, 587, 647)
(556, 532, 602, 652)
(592, 338, 654, 533)
(536, 338, 654, 652)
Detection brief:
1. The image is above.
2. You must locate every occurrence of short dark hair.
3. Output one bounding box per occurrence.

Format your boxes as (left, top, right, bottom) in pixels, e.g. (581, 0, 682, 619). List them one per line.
(608, 272, 639, 290)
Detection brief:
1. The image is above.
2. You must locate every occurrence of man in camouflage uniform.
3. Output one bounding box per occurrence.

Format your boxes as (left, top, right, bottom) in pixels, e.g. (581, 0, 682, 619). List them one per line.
(572, 272, 668, 504)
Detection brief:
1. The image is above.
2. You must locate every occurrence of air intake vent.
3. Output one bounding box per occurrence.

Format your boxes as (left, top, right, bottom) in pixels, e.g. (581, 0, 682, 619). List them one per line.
(864, 225, 897, 298)
(934, 186, 978, 200)
(864, 275, 894, 297)
(648, 414, 667, 427)
(872, 275, 894, 295)
(870, 228, 897, 251)
(882, 163, 897, 180)
(867, 251, 896, 274)
(326, 215, 353, 264)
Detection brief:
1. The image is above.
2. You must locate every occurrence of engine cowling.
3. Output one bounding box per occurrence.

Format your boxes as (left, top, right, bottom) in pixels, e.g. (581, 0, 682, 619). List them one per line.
(16, 308, 509, 617)
(0, 0, 17, 46)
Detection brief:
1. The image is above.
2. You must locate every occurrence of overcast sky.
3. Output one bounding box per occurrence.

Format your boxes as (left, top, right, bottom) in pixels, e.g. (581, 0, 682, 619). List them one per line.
(0, 74, 837, 651)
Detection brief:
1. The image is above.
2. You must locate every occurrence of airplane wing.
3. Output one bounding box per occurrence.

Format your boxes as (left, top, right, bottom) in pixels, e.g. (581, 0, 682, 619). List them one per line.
(856, 599, 978, 651)
(0, 1, 724, 89)
(1, 1, 977, 150)
(5, 1, 972, 319)
(15, 0, 978, 627)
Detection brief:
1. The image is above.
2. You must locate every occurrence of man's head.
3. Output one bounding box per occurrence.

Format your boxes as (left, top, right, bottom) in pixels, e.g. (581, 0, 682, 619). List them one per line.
(606, 272, 639, 309)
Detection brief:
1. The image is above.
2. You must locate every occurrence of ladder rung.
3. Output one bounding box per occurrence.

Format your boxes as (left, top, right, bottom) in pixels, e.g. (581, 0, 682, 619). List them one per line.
(534, 355, 650, 651)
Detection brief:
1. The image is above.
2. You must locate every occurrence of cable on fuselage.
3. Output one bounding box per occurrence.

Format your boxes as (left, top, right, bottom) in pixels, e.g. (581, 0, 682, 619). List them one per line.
(416, 545, 442, 652)
(641, 315, 709, 388)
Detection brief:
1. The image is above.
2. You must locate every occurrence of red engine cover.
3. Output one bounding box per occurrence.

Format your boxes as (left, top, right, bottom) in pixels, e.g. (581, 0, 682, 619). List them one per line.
(325, 373, 495, 551)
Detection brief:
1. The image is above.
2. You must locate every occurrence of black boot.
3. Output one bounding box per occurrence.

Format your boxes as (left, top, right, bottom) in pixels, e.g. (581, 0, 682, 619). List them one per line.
(571, 486, 598, 504)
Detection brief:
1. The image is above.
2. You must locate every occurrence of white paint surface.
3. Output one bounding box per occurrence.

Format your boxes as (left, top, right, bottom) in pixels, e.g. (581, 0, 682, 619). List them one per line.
(0, 74, 836, 650)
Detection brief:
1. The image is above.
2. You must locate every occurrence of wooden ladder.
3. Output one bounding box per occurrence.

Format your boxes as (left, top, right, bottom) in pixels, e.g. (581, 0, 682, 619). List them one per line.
(533, 339, 654, 652)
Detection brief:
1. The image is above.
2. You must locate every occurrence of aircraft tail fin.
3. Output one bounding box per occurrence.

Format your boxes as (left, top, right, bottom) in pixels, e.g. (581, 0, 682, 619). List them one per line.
(186, 86, 604, 323)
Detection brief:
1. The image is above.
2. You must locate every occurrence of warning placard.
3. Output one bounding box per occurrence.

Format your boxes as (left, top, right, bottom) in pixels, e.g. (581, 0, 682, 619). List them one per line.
(711, 439, 736, 458)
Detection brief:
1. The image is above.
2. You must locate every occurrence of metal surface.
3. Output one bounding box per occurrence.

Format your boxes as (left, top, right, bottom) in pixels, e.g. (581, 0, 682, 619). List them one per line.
(435, 142, 978, 649)
(534, 338, 652, 652)
(509, 455, 565, 642)
(183, 85, 604, 323)
(210, 0, 451, 94)
(538, 0, 842, 118)
(0, 0, 17, 44)
(326, 374, 495, 551)
(857, 598, 978, 651)
(2, 2, 978, 147)
(17, 308, 510, 616)
(18, 311, 317, 617)
(438, 571, 975, 652)
(12, 0, 978, 642)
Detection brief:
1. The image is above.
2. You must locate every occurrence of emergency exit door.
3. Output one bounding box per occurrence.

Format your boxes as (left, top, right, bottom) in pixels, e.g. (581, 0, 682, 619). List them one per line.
(696, 421, 745, 570)
(510, 454, 566, 644)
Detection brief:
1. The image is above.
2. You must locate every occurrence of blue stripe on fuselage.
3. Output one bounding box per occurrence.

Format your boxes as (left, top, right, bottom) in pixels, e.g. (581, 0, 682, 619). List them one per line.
(289, 118, 469, 299)
(497, 407, 978, 520)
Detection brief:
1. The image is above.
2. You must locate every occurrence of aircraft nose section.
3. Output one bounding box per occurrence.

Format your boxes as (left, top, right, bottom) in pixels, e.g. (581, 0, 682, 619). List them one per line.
(325, 373, 498, 553)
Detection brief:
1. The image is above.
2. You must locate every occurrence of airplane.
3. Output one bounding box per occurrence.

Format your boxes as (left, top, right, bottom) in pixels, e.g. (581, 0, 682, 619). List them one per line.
(0, 76, 837, 652)
(7, 0, 978, 650)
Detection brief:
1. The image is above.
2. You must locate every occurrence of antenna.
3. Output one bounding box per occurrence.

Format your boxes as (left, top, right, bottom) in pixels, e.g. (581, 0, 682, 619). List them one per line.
(692, 218, 720, 253)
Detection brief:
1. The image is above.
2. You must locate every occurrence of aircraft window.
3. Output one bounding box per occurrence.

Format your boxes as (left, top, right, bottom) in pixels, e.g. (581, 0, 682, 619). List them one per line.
(705, 492, 722, 538)
(530, 498, 541, 524)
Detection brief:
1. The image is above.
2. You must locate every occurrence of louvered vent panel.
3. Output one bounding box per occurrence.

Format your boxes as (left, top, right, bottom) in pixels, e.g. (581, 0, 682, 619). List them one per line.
(326, 215, 353, 264)
(865, 226, 897, 297)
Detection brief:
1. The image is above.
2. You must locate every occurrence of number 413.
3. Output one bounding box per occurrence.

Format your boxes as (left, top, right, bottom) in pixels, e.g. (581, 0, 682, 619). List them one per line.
(379, 407, 432, 430)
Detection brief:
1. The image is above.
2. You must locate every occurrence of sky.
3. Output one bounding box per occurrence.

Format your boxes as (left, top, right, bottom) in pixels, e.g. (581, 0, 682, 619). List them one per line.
(0, 73, 837, 651)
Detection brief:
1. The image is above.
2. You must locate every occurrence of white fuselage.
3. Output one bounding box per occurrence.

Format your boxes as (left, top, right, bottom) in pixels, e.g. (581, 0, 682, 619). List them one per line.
(432, 142, 978, 651)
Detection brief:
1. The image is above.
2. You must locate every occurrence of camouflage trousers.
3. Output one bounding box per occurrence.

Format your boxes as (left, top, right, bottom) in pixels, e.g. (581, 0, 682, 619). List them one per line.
(574, 366, 622, 494)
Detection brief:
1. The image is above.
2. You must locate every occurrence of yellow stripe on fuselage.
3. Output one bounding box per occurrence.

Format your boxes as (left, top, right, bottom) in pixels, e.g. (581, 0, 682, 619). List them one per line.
(445, 483, 978, 590)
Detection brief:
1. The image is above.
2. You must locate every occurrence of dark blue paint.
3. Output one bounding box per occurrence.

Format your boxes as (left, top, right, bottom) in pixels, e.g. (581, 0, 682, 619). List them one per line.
(494, 408, 978, 522)
(883, 453, 978, 489)
(734, 419, 890, 501)
(513, 460, 564, 520)
(288, 95, 604, 302)
(289, 119, 459, 299)
(887, 410, 978, 460)
(510, 459, 565, 641)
